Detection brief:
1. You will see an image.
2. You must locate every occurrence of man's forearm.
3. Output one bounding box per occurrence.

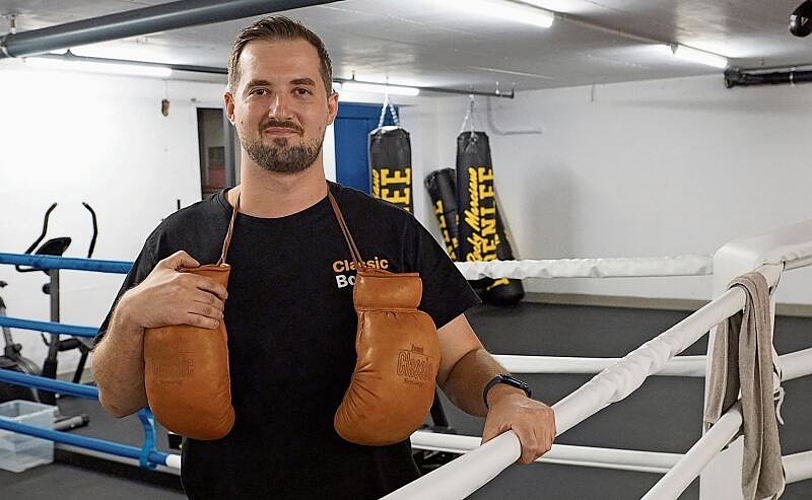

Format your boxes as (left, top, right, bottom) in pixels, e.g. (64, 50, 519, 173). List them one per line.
(91, 301, 148, 417)
(441, 348, 525, 417)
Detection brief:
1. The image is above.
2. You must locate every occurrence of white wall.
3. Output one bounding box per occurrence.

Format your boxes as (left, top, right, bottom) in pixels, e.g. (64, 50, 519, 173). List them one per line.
(0, 62, 226, 375)
(410, 75, 812, 304)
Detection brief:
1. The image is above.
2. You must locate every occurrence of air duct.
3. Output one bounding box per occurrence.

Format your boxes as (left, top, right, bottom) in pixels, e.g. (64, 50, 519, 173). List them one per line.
(0, 0, 340, 59)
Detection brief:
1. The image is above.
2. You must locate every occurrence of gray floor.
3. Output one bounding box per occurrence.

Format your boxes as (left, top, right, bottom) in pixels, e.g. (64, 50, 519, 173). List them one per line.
(0, 302, 810, 499)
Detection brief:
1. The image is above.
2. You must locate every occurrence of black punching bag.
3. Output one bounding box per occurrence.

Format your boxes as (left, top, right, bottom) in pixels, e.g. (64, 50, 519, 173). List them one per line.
(456, 131, 524, 306)
(369, 127, 413, 212)
(425, 168, 460, 261)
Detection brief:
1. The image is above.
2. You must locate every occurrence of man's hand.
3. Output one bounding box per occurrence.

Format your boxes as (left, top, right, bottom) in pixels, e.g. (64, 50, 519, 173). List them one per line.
(118, 250, 228, 330)
(481, 386, 556, 464)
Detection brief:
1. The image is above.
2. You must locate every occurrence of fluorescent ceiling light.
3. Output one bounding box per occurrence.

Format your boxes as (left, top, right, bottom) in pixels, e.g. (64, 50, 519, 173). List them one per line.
(341, 81, 420, 97)
(670, 44, 728, 69)
(24, 57, 173, 78)
(454, 0, 554, 28)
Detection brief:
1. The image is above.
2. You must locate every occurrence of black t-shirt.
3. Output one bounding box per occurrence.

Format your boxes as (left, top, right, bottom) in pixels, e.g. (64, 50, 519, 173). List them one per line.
(96, 183, 480, 499)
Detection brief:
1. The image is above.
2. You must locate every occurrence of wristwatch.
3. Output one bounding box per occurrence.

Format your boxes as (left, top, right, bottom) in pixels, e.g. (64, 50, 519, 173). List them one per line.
(483, 374, 532, 409)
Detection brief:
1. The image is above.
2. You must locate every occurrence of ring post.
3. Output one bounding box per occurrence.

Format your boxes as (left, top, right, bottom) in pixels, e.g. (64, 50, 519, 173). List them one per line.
(701, 220, 812, 499)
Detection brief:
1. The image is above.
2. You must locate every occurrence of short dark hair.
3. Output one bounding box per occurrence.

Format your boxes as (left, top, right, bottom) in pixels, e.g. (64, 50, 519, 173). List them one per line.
(227, 16, 333, 95)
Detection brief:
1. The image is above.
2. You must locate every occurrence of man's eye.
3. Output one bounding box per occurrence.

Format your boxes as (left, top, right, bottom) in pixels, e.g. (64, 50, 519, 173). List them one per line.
(251, 88, 268, 96)
(295, 88, 312, 96)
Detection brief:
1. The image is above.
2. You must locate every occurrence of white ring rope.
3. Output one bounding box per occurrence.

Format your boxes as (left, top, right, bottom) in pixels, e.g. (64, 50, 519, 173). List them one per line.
(784, 450, 812, 484)
(642, 403, 743, 500)
(384, 263, 784, 500)
(455, 254, 713, 280)
(495, 354, 707, 377)
(555, 263, 779, 435)
(779, 347, 812, 382)
(645, 407, 812, 500)
(495, 347, 812, 379)
(55, 443, 182, 473)
(410, 431, 681, 474)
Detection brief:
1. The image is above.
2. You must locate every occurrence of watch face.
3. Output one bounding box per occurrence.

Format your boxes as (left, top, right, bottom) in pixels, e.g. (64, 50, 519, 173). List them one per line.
(501, 375, 531, 396)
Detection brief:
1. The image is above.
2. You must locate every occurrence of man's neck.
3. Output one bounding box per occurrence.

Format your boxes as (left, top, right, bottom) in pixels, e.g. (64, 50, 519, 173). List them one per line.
(228, 163, 329, 218)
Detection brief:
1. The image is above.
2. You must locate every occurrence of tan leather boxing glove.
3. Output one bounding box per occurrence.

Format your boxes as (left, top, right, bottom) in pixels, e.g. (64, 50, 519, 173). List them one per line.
(143, 194, 240, 440)
(334, 268, 440, 446)
(143, 264, 235, 440)
(327, 191, 440, 446)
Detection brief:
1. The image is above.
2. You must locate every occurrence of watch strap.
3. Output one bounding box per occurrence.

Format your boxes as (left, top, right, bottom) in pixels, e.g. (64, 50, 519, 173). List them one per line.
(483, 374, 532, 409)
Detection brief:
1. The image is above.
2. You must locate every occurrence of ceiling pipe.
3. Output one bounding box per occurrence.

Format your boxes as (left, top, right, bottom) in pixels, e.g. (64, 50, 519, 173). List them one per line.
(0, 0, 341, 59)
(724, 67, 812, 88)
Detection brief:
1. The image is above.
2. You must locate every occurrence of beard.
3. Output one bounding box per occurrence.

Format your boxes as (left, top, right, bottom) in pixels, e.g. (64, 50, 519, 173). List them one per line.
(242, 131, 323, 174)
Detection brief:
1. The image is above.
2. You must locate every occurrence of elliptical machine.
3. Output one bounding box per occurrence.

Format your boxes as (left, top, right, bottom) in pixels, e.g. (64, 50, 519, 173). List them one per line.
(15, 202, 98, 396)
(0, 202, 98, 429)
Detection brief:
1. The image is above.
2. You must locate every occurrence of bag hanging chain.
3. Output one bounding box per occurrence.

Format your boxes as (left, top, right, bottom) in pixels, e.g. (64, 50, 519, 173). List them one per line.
(458, 94, 478, 138)
(377, 91, 401, 129)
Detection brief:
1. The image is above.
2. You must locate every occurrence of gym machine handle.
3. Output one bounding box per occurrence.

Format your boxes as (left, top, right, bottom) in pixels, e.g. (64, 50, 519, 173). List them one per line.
(15, 203, 58, 273)
(83, 202, 98, 259)
(15, 201, 99, 272)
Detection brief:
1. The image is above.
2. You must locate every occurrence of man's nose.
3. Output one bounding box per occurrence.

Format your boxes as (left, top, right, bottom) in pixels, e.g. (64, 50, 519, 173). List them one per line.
(268, 93, 293, 120)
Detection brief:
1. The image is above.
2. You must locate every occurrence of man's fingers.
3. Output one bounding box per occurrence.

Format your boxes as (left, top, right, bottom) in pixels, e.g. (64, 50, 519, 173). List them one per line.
(482, 401, 556, 464)
(189, 298, 225, 321)
(517, 426, 539, 464)
(185, 273, 228, 301)
(480, 420, 506, 445)
(161, 250, 201, 271)
(481, 424, 543, 464)
(186, 312, 220, 330)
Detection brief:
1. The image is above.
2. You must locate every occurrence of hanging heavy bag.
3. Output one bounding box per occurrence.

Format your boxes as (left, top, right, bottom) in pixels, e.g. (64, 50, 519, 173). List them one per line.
(482, 210, 525, 305)
(369, 98, 413, 212)
(329, 192, 440, 446)
(143, 198, 239, 440)
(456, 131, 524, 305)
(425, 168, 460, 261)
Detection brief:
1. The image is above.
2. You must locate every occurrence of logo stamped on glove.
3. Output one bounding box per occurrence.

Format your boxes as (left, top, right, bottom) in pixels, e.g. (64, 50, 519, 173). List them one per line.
(397, 345, 433, 385)
(151, 355, 194, 385)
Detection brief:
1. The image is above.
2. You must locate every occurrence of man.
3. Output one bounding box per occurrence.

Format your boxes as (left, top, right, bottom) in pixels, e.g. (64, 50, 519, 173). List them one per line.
(92, 15, 555, 499)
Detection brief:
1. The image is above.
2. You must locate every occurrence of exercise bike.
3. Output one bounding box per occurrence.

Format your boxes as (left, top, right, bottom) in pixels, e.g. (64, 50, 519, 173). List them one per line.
(0, 280, 41, 403)
(0, 202, 99, 429)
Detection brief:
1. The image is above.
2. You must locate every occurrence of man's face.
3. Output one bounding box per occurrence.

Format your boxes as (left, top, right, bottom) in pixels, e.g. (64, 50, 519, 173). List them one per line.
(225, 38, 338, 174)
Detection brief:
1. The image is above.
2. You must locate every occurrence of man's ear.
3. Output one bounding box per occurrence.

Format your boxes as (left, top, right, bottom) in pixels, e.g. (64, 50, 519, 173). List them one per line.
(326, 91, 339, 126)
(224, 91, 236, 125)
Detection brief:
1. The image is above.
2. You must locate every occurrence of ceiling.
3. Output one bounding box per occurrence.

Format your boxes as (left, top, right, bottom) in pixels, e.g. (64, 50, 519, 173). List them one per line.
(2, 0, 812, 95)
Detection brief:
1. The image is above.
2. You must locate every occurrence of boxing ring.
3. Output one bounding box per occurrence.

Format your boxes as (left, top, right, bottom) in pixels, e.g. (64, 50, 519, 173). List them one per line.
(0, 219, 810, 499)
(385, 218, 812, 499)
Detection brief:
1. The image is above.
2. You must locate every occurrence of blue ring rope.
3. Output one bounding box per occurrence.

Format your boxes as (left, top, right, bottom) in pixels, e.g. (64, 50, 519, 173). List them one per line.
(0, 418, 171, 468)
(0, 316, 97, 338)
(0, 252, 172, 470)
(0, 371, 171, 470)
(0, 369, 99, 400)
(137, 408, 159, 470)
(0, 252, 132, 274)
